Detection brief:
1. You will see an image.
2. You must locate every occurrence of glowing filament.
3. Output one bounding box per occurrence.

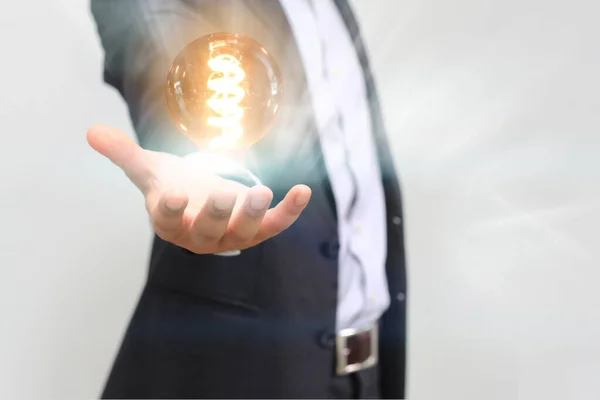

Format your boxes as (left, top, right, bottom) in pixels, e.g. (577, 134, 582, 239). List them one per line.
(206, 53, 246, 148)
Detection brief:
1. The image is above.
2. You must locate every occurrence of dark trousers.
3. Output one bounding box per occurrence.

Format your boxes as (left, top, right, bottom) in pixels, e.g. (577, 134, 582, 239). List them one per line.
(331, 366, 381, 399)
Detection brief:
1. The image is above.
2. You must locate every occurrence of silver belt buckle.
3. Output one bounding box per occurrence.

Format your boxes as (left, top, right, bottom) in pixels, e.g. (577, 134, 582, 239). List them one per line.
(335, 323, 379, 376)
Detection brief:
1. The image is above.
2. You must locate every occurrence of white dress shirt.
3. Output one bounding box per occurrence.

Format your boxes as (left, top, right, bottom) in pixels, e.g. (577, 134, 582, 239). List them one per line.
(280, 0, 390, 331)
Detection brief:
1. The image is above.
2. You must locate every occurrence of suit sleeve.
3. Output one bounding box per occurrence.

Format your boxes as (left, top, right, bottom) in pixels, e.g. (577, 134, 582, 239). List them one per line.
(90, 0, 214, 156)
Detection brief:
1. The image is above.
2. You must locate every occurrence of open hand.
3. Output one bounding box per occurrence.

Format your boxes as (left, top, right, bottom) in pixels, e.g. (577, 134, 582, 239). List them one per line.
(87, 125, 312, 254)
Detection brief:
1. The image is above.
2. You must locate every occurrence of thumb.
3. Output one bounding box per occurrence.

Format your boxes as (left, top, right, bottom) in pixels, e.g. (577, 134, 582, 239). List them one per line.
(87, 124, 154, 191)
(87, 124, 140, 168)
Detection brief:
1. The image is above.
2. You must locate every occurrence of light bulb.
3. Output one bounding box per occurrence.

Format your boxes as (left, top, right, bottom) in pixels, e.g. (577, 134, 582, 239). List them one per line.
(165, 32, 283, 152)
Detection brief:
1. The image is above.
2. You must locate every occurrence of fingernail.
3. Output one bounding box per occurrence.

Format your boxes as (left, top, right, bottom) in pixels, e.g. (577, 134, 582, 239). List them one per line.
(213, 194, 236, 212)
(165, 198, 186, 212)
(250, 194, 270, 211)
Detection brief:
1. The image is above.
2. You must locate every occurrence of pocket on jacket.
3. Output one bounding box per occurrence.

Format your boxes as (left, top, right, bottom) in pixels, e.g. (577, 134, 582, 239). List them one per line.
(149, 239, 264, 312)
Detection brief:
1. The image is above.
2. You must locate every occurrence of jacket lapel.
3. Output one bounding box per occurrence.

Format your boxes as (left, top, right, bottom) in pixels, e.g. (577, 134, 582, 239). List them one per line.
(332, 0, 402, 201)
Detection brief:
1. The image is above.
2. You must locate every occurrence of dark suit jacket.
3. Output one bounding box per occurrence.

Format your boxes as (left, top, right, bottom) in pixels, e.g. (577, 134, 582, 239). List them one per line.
(92, 0, 407, 398)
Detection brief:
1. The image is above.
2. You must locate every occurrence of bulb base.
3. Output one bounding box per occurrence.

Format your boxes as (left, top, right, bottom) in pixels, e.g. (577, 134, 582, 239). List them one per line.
(184, 151, 262, 187)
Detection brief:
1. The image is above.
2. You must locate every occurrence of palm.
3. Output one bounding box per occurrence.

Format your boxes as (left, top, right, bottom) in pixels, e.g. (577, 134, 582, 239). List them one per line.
(88, 125, 311, 254)
(146, 150, 249, 216)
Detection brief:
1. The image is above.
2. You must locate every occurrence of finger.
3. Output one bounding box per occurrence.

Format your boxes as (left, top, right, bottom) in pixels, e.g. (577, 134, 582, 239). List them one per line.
(222, 185, 273, 245)
(87, 124, 154, 192)
(189, 191, 237, 246)
(254, 185, 312, 242)
(150, 188, 189, 239)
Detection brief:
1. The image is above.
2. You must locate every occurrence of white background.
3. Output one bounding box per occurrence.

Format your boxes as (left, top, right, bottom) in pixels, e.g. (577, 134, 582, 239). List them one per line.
(0, 0, 598, 398)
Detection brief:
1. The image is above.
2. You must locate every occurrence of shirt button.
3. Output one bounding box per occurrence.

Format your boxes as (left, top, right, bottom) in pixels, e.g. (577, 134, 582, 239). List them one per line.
(397, 292, 406, 302)
(392, 216, 402, 226)
(369, 295, 377, 303)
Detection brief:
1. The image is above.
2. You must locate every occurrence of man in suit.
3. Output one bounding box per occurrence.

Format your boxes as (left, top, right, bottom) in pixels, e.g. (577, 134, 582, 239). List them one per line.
(90, 0, 407, 398)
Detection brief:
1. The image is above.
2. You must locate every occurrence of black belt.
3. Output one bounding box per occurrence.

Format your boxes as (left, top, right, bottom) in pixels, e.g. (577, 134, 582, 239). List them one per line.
(335, 323, 379, 375)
